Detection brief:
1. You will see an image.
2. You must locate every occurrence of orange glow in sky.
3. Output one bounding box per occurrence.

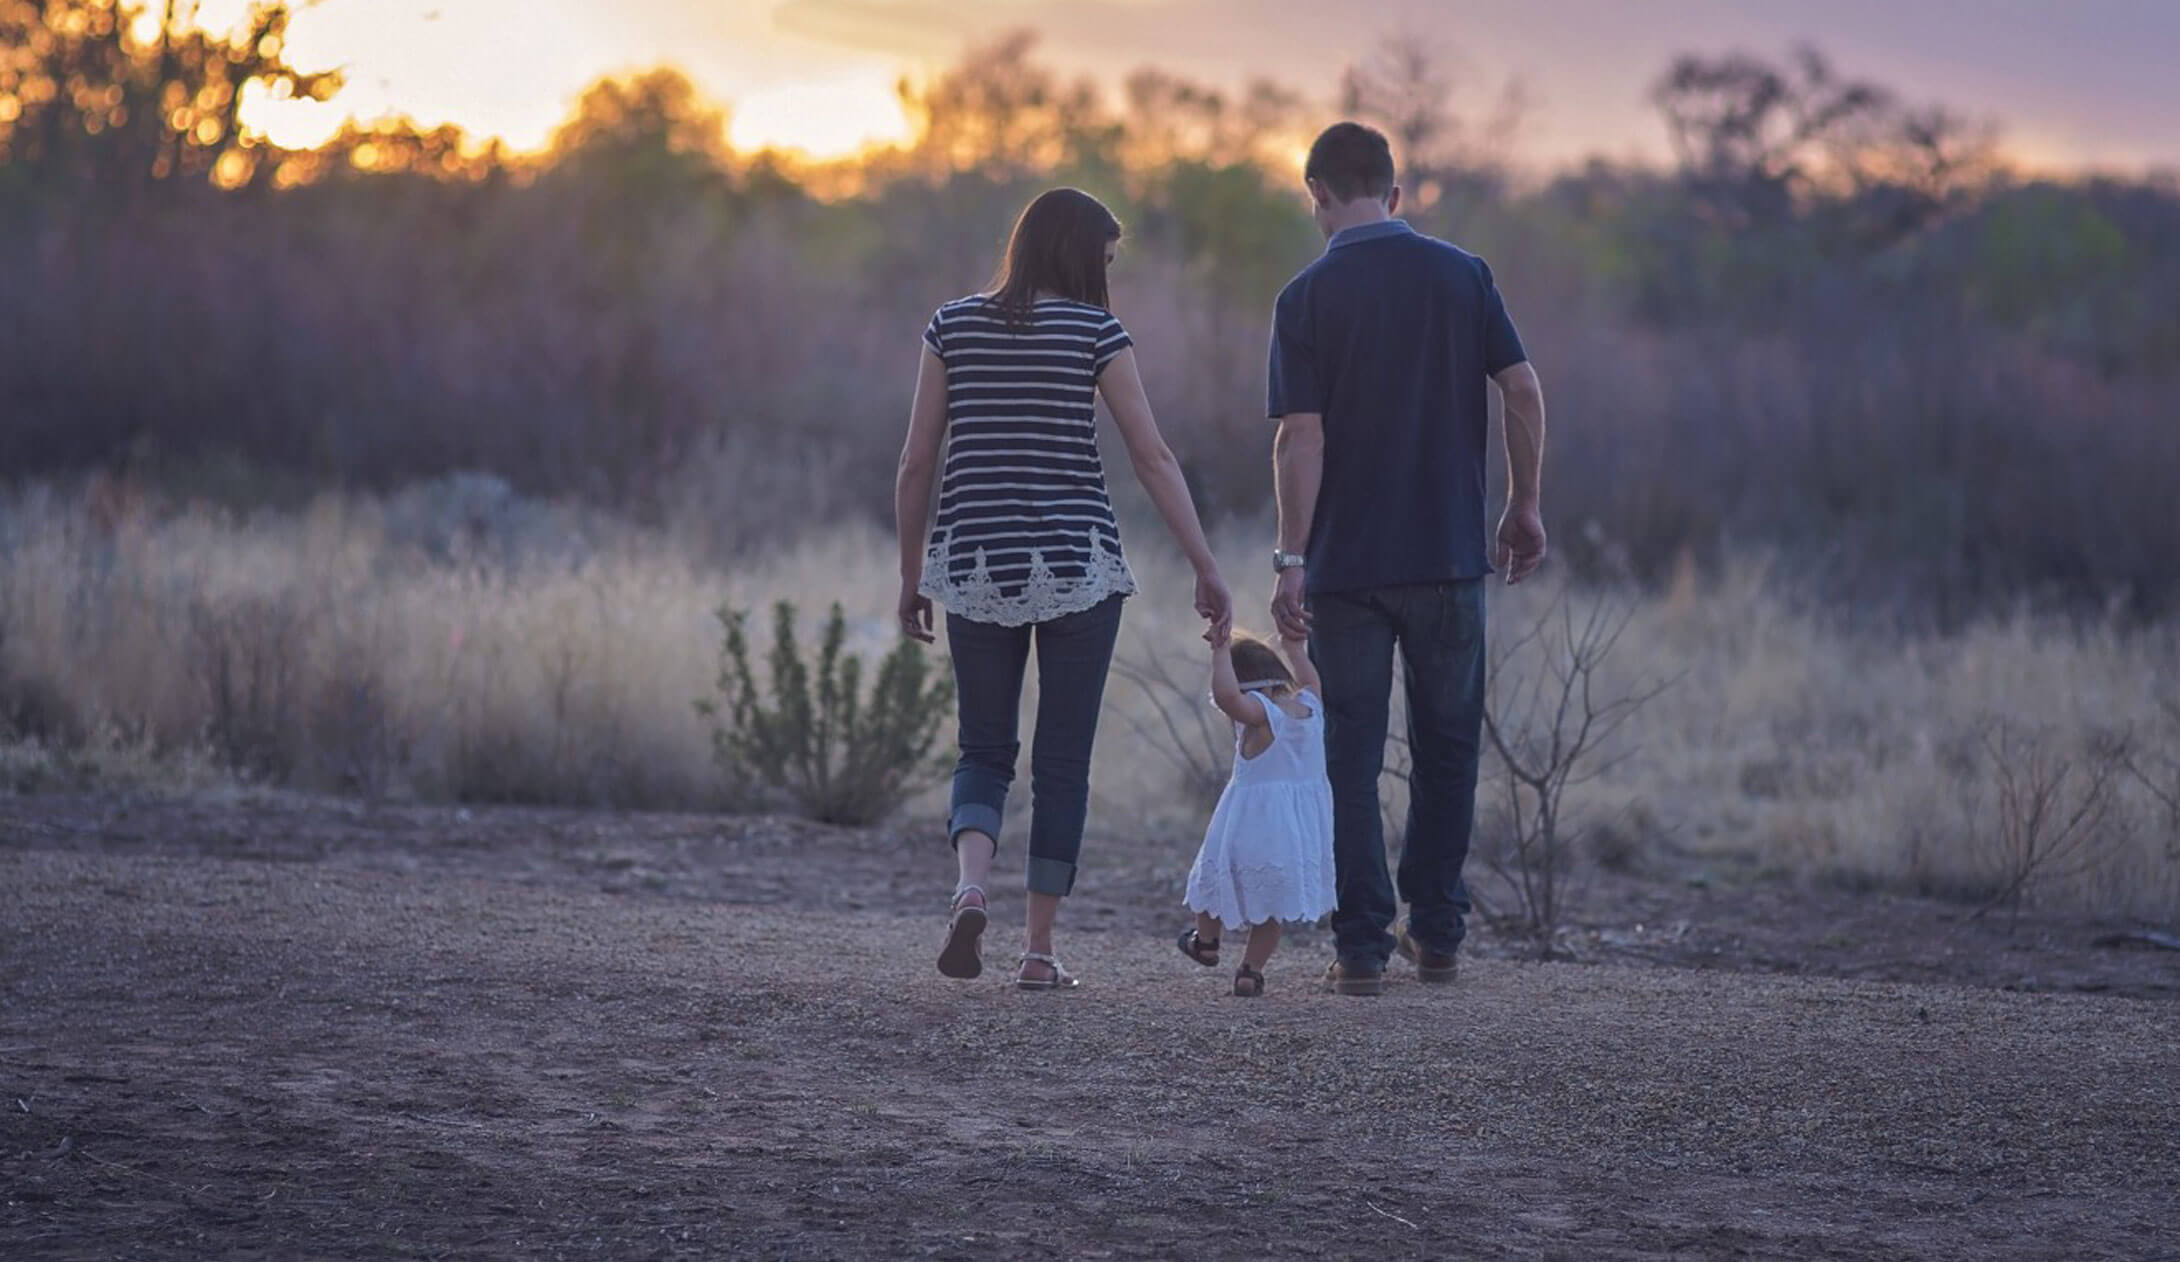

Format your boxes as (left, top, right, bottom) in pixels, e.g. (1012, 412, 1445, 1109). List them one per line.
(186, 0, 2180, 171)
(727, 72, 913, 158)
(200, 0, 927, 158)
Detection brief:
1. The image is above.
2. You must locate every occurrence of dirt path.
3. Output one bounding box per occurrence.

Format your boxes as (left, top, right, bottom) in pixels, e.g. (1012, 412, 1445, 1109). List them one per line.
(3, 795, 2177, 1259)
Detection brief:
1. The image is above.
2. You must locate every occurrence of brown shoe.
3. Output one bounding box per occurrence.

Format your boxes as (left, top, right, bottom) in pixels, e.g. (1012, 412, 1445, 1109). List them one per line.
(1395, 924, 1459, 985)
(1320, 959, 1385, 996)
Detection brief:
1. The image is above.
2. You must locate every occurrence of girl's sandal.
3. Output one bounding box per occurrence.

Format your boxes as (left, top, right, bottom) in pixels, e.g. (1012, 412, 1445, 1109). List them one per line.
(937, 885, 988, 979)
(1016, 951, 1080, 991)
(1176, 928, 1221, 967)
(1232, 964, 1266, 998)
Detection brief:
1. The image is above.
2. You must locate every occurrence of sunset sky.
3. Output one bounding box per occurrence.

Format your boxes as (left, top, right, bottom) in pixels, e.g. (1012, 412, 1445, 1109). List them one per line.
(206, 0, 2180, 172)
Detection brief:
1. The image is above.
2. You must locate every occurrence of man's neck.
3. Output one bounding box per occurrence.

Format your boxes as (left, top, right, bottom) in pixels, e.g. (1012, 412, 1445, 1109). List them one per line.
(1321, 199, 1394, 239)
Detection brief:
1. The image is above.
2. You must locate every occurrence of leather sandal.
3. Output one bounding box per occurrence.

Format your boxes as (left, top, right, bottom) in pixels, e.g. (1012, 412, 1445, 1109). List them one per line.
(1016, 951, 1080, 991)
(937, 885, 987, 979)
(1176, 928, 1221, 967)
(1232, 964, 1265, 998)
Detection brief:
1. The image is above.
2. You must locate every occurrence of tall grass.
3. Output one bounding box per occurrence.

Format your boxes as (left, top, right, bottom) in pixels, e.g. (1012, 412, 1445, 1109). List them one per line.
(1, 482, 2173, 920)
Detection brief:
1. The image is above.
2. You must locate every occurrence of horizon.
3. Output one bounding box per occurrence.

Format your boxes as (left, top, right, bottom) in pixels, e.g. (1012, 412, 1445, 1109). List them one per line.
(185, 0, 2180, 176)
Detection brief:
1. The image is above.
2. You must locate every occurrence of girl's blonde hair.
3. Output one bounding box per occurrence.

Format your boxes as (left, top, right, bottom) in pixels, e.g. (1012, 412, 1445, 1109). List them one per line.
(1229, 632, 1295, 692)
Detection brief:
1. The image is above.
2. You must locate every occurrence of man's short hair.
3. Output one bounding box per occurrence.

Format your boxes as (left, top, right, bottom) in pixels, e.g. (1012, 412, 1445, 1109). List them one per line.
(1304, 122, 1396, 202)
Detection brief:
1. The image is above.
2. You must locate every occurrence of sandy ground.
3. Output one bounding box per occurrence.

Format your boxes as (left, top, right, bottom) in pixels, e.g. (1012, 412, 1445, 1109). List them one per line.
(3, 793, 2177, 1260)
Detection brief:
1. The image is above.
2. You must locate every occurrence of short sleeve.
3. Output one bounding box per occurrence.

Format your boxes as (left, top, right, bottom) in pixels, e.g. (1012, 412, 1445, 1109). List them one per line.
(1226, 690, 1270, 727)
(922, 307, 947, 361)
(1266, 280, 1321, 417)
(1479, 262, 1528, 375)
(1092, 313, 1132, 373)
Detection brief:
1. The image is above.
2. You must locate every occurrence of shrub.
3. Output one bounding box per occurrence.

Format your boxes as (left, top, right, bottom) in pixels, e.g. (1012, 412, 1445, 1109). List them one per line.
(1968, 719, 2129, 923)
(697, 601, 953, 825)
(1479, 594, 1673, 950)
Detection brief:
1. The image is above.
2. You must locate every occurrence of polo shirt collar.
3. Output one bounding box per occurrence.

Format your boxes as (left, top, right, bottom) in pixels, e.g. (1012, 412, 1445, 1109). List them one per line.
(1327, 219, 1416, 251)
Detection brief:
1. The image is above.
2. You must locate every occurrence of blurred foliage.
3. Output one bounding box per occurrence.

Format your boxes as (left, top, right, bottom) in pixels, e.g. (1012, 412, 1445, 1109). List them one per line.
(1, 16, 2176, 620)
(0, 0, 337, 192)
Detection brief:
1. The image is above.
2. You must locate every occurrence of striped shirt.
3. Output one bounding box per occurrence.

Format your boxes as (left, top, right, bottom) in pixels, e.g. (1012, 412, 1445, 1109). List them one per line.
(918, 295, 1138, 627)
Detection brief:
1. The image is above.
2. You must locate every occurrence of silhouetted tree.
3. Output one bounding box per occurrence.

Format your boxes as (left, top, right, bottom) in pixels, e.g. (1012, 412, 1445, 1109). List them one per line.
(1653, 45, 1888, 225)
(896, 31, 1108, 180)
(1652, 43, 1997, 241)
(1338, 33, 1525, 212)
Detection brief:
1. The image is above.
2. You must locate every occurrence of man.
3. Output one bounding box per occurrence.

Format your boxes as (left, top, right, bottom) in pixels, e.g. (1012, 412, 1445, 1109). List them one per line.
(1267, 122, 1548, 996)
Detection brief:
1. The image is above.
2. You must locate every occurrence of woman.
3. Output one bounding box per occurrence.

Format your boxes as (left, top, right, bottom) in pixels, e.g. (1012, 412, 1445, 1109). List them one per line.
(895, 187, 1230, 990)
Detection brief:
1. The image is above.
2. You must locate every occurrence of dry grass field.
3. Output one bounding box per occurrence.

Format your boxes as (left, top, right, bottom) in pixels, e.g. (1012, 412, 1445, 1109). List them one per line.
(3, 485, 2174, 924)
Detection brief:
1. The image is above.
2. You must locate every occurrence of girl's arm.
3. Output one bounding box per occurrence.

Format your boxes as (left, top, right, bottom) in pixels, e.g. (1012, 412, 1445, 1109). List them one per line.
(893, 346, 949, 642)
(1280, 632, 1323, 695)
(1210, 629, 1269, 727)
(1097, 347, 1232, 640)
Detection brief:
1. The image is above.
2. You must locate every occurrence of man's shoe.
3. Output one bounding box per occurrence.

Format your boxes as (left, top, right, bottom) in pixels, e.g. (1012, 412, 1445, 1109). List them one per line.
(1396, 924, 1459, 985)
(1320, 959, 1385, 996)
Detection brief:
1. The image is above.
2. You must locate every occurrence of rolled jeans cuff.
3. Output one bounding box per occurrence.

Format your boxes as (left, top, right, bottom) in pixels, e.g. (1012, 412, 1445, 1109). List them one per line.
(949, 803, 1004, 849)
(1026, 855, 1076, 897)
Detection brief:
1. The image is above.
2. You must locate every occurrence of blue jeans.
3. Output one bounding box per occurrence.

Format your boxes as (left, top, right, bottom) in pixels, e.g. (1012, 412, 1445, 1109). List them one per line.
(1311, 579, 1486, 969)
(944, 595, 1124, 897)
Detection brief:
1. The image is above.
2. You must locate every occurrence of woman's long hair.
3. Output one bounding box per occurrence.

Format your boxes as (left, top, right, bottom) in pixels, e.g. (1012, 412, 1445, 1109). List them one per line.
(987, 188, 1121, 320)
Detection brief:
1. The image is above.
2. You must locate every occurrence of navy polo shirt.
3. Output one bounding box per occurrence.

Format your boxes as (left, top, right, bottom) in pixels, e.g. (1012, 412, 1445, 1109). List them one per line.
(1267, 219, 1528, 595)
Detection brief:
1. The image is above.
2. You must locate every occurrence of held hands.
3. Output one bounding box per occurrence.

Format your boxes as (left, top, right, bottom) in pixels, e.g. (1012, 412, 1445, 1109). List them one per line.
(897, 578, 935, 643)
(1194, 565, 1233, 643)
(1496, 501, 1548, 586)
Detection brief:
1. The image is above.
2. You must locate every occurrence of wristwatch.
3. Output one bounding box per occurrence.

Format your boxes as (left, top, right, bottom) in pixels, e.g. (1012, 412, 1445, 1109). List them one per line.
(1272, 550, 1306, 571)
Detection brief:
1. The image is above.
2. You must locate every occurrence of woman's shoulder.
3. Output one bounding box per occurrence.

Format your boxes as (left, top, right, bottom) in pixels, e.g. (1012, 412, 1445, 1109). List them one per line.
(935, 293, 997, 321)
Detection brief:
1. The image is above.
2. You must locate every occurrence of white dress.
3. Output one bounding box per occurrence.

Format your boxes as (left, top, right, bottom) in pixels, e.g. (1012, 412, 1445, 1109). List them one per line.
(1184, 688, 1338, 927)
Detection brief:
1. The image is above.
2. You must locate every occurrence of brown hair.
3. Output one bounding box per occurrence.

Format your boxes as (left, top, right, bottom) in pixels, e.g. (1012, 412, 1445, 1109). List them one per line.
(1304, 121, 1396, 202)
(987, 187, 1121, 320)
(1230, 633, 1295, 692)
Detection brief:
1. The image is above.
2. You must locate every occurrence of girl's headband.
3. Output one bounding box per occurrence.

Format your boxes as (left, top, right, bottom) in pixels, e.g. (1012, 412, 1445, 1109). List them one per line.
(1237, 679, 1288, 692)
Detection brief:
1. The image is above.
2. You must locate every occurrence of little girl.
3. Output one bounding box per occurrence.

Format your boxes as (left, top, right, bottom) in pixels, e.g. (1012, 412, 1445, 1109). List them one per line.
(1177, 628, 1336, 996)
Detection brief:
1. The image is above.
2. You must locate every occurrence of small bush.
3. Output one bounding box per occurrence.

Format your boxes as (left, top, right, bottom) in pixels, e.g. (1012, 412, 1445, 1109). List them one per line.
(1969, 719, 2128, 923)
(1480, 594, 1673, 949)
(697, 600, 953, 826)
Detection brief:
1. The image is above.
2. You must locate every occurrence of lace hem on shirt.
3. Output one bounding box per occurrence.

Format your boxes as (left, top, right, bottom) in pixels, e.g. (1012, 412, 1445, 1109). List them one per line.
(920, 542, 1137, 627)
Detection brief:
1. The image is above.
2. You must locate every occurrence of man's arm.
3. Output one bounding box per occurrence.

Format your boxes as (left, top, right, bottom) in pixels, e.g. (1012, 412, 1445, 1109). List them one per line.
(1270, 411, 1323, 639)
(1493, 361, 1547, 584)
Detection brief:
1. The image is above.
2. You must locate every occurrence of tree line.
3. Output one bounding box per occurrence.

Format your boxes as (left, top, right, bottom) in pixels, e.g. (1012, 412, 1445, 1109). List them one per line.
(3, 2, 2176, 620)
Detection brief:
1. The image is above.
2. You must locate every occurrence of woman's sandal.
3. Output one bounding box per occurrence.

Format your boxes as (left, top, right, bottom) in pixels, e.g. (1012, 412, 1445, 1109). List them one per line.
(1016, 950, 1080, 991)
(1176, 928, 1221, 967)
(937, 885, 988, 979)
(1232, 964, 1265, 998)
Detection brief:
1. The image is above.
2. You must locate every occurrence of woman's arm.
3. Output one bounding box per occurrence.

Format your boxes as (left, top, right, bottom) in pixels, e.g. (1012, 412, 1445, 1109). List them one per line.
(1097, 346, 1231, 637)
(893, 345, 949, 642)
(1209, 629, 1267, 728)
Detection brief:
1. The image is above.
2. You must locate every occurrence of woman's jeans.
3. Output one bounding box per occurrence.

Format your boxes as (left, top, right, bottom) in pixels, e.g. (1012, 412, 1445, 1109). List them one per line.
(944, 595, 1124, 897)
